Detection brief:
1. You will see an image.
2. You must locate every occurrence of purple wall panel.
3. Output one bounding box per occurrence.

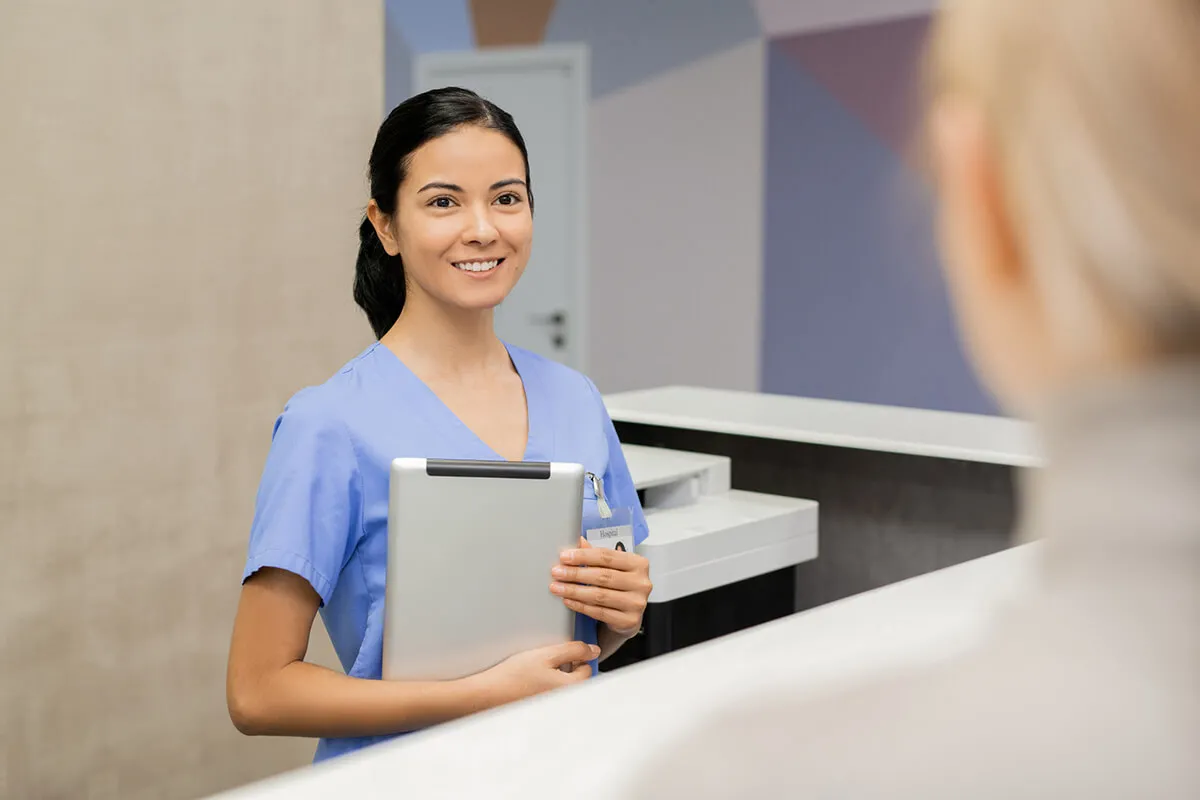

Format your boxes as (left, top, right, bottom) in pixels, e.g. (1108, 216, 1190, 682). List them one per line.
(760, 38, 997, 415)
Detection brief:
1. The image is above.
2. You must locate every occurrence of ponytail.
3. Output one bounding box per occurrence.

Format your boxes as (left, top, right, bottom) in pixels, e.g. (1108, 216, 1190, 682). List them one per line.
(352, 216, 406, 340)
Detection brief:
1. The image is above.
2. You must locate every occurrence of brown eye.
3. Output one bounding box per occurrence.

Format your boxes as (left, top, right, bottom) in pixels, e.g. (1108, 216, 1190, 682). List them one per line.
(495, 192, 521, 206)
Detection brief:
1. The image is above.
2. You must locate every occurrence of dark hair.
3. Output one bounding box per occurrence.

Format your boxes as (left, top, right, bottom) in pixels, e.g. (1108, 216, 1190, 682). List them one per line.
(353, 87, 533, 339)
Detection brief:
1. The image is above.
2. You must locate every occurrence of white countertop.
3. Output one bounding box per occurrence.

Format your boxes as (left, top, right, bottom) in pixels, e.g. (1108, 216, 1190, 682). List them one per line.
(605, 386, 1043, 468)
(638, 490, 818, 602)
(215, 544, 1039, 800)
(621, 444, 729, 492)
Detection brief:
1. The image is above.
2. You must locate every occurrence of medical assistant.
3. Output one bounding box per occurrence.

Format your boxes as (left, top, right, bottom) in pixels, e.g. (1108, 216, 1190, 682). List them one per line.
(241, 341, 650, 763)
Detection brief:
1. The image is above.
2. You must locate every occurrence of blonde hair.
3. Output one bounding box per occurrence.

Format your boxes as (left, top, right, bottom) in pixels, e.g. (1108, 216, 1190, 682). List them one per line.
(926, 0, 1200, 355)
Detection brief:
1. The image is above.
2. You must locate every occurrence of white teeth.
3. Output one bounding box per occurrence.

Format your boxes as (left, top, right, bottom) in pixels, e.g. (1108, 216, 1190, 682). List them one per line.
(453, 259, 499, 273)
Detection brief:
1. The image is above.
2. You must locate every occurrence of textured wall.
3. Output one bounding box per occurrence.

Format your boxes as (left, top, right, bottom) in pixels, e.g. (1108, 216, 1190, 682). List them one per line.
(0, 2, 379, 797)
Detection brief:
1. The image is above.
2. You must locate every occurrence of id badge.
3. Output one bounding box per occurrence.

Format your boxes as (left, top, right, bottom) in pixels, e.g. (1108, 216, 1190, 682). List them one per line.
(583, 471, 634, 551)
(584, 506, 635, 551)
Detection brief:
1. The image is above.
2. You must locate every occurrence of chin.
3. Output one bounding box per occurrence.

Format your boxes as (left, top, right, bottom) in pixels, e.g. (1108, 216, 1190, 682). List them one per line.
(448, 286, 514, 312)
(456, 273, 523, 307)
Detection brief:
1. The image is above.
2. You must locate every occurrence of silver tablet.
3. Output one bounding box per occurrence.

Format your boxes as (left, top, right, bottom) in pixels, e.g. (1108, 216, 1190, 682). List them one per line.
(382, 458, 585, 682)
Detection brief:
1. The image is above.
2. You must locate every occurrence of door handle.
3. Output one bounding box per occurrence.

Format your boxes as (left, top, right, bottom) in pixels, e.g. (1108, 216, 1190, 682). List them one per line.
(530, 311, 566, 327)
(530, 310, 567, 349)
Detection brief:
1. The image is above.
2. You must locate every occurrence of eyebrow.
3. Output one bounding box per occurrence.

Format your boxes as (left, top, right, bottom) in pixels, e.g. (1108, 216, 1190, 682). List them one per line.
(417, 178, 527, 193)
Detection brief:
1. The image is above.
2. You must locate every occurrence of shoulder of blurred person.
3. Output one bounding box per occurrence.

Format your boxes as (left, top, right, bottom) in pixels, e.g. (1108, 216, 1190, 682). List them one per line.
(621, 598, 1200, 798)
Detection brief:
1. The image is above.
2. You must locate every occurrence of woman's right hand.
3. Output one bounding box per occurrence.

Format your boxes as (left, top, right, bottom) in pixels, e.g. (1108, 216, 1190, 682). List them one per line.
(471, 641, 598, 706)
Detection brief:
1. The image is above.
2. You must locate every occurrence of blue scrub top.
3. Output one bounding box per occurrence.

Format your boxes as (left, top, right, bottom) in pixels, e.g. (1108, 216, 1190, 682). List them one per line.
(242, 341, 649, 762)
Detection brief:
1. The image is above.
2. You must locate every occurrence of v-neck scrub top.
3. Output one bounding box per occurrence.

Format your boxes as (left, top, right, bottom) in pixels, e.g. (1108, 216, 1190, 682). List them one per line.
(242, 342, 649, 763)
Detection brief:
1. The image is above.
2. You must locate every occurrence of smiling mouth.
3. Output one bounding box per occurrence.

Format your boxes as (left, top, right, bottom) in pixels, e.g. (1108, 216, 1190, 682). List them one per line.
(452, 258, 504, 273)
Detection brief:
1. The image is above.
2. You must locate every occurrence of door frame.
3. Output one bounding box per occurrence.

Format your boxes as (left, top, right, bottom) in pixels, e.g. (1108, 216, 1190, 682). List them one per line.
(414, 44, 591, 372)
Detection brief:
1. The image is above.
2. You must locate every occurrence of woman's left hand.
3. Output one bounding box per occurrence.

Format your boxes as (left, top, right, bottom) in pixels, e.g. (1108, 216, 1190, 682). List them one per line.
(550, 538, 652, 637)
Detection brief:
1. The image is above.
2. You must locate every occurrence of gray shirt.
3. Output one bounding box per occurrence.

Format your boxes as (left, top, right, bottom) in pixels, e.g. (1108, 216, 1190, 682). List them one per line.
(626, 361, 1200, 798)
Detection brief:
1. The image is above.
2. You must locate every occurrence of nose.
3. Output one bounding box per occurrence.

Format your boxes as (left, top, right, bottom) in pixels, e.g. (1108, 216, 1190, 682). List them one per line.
(462, 203, 499, 246)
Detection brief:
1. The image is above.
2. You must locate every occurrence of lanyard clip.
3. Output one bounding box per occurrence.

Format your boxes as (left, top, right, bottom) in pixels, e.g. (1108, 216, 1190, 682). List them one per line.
(586, 471, 613, 519)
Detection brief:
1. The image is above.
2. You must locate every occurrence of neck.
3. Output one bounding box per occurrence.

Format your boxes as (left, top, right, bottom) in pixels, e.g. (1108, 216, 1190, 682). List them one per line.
(381, 294, 507, 379)
(1019, 355, 1200, 561)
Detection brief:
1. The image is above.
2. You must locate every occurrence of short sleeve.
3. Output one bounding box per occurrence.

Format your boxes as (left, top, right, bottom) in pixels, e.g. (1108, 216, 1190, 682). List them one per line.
(242, 391, 363, 605)
(585, 377, 650, 546)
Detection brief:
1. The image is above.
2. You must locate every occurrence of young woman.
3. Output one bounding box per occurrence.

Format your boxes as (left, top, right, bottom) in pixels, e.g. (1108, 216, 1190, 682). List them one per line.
(632, 0, 1200, 796)
(226, 87, 652, 763)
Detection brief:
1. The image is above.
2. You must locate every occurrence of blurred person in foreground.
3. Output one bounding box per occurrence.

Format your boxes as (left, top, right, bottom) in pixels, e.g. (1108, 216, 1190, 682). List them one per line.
(624, 0, 1199, 796)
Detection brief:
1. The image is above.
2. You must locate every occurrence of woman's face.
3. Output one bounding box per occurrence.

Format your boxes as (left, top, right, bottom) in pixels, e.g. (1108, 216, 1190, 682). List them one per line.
(377, 125, 533, 315)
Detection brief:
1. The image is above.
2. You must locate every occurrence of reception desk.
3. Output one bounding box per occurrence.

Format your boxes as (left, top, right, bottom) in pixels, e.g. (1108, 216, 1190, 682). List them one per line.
(607, 387, 1039, 616)
(213, 388, 1042, 798)
(214, 544, 1040, 800)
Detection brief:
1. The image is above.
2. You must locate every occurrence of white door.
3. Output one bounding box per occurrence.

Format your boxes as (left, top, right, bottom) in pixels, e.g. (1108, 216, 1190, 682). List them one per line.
(415, 45, 589, 370)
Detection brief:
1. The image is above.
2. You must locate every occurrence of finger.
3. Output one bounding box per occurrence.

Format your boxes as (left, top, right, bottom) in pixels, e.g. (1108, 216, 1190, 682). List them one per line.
(559, 536, 591, 560)
(561, 547, 644, 570)
(551, 579, 645, 611)
(551, 564, 646, 592)
(561, 598, 639, 631)
(545, 641, 599, 666)
(567, 662, 593, 681)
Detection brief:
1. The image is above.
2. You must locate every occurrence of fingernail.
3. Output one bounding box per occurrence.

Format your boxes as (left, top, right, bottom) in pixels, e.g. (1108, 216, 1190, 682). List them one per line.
(590, 645, 601, 656)
(551, 566, 567, 578)
(563, 550, 579, 561)
(549, 582, 566, 594)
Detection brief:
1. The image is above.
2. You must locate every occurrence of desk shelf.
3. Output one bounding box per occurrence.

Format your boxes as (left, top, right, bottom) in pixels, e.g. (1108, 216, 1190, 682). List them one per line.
(612, 443, 820, 668)
(641, 491, 818, 603)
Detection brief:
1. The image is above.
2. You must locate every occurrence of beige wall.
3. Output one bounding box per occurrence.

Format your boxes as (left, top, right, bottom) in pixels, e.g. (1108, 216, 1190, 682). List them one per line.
(587, 40, 765, 395)
(1, 2, 379, 797)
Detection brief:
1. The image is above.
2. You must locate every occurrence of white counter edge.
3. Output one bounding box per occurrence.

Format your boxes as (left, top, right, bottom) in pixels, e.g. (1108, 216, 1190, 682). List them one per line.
(605, 387, 1044, 468)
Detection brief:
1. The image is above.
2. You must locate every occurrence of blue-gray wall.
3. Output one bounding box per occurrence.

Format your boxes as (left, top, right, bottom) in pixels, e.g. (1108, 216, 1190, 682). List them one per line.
(760, 19, 996, 415)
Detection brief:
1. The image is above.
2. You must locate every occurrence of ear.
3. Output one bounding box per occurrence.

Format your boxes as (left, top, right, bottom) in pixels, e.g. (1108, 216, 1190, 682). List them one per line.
(366, 199, 402, 256)
(930, 96, 1025, 290)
